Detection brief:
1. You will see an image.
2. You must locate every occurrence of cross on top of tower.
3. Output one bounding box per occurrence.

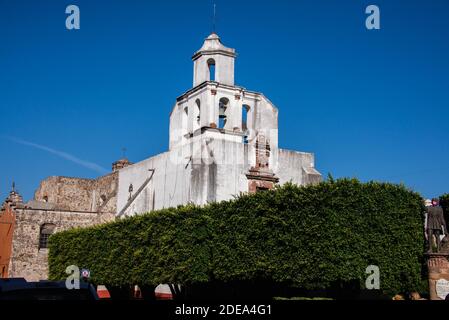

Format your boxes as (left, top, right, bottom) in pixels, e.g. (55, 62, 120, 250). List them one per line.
(212, 1, 217, 33)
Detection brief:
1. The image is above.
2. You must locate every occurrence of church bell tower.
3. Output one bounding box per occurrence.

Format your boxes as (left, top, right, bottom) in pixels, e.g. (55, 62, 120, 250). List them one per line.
(192, 33, 236, 87)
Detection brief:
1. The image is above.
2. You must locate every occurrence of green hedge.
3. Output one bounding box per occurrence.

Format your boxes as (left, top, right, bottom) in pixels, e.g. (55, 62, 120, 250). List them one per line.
(49, 179, 426, 295)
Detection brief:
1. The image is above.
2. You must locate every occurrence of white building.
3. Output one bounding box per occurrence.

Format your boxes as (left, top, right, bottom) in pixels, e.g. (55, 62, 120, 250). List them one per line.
(117, 33, 321, 217)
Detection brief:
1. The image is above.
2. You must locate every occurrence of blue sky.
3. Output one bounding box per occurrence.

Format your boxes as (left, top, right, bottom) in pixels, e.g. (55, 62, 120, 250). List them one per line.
(0, 0, 448, 201)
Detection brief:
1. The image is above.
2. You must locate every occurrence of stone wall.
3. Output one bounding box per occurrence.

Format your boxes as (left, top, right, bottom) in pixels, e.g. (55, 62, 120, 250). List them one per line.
(34, 172, 118, 213)
(0, 169, 119, 281)
(8, 207, 113, 281)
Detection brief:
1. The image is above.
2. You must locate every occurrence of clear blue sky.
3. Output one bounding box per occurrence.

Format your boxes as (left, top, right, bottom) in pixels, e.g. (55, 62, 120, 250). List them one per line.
(0, 0, 448, 201)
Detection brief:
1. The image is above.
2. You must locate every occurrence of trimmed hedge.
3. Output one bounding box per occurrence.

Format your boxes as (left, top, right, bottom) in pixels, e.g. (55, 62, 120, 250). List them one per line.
(49, 179, 426, 295)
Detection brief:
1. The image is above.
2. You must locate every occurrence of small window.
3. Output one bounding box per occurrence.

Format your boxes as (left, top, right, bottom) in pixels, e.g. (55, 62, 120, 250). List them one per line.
(39, 223, 55, 249)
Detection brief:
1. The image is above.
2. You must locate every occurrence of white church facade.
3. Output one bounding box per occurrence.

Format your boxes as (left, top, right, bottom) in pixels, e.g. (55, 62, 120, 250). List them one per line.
(116, 33, 322, 217)
(1, 33, 321, 281)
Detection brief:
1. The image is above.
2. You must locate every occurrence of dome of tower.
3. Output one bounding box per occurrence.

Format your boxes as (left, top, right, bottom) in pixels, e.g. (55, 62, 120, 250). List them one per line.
(193, 33, 236, 59)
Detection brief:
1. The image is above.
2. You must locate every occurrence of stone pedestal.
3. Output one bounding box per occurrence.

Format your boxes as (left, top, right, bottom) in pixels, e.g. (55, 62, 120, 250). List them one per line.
(246, 168, 279, 193)
(245, 134, 279, 194)
(426, 253, 449, 300)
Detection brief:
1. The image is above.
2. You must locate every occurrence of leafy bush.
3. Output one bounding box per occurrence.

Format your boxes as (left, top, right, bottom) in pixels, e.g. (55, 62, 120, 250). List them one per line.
(49, 179, 426, 295)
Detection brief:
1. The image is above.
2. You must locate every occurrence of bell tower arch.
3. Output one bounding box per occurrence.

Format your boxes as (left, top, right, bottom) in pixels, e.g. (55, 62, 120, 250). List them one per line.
(192, 33, 236, 87)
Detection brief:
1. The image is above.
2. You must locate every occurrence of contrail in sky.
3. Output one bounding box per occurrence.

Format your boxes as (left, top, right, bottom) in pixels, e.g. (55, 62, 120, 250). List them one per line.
(4, 136, 109, 175)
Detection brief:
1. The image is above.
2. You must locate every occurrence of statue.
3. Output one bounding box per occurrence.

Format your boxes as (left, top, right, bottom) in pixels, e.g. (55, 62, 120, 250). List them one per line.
(128, 183, 134, 201)
(426, 198, 447, 253)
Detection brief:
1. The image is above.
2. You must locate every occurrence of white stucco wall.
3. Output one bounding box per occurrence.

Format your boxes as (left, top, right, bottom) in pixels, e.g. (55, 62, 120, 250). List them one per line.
(117, 150, 192, 216)
(116, 33, 321, 217)
(276, 149, 321, 185)
(194, 54, 235, 87)
(117, 141, 320, 217)
(192, 33, 236, 87)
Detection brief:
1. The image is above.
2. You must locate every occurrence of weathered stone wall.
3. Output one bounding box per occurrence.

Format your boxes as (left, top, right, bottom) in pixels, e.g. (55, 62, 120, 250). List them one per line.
(1, 169, 118, 281)
(8, 208, 113, 281)
(34, 172, 118, 213)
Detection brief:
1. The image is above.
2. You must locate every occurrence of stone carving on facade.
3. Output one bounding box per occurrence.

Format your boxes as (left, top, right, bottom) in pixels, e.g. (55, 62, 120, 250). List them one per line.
(255, 134, 270, 170)
(246, 134, 279, 193)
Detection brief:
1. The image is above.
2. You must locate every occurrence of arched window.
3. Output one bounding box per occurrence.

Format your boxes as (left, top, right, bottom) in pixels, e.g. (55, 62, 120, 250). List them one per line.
(39, 223, 56, 249)
(242, 105, 250, 131)
(219, 98, 229, 129)
(182, 106, 189, 135)
(195, 99, 201, 128)
(207, 59, 216, 81)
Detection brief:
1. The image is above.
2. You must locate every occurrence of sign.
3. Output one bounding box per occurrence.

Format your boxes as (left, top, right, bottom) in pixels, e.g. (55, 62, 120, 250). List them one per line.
(81, 268, 90, 279)
(436, 279, 449, 299)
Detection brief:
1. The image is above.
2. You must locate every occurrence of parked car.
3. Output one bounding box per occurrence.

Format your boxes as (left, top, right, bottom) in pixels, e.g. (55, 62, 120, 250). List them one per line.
(0, 278, 99, 300)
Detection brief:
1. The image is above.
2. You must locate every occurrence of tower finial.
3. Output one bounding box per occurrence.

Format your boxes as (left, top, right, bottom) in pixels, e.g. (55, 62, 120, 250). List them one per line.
(122, 147, 127, 159)
(12, 181, 15, 192)
(212, 1, 217, 33)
